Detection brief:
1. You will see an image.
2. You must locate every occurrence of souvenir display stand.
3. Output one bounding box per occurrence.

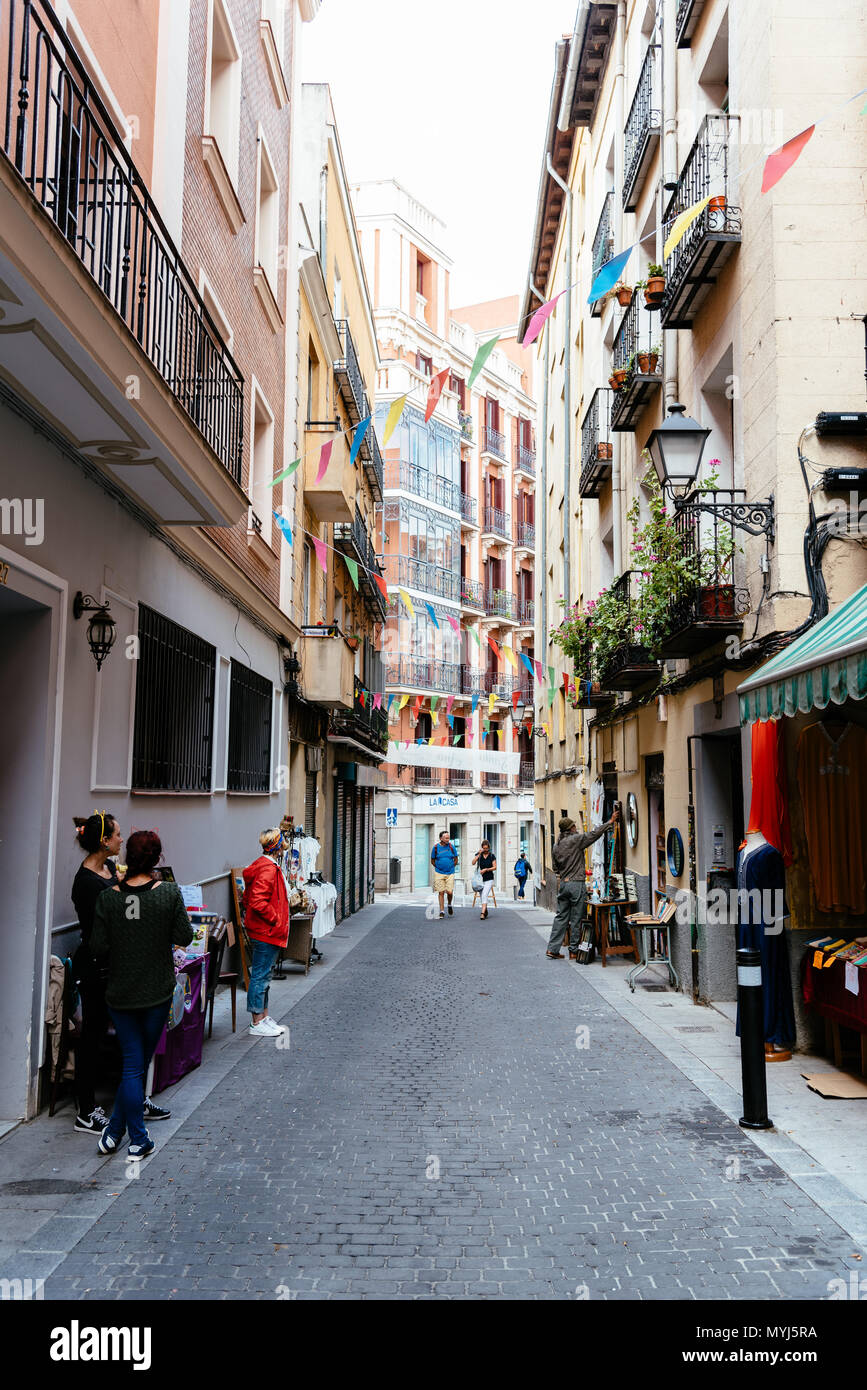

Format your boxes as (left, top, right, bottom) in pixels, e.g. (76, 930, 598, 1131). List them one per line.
(150, 953, 210, 1095)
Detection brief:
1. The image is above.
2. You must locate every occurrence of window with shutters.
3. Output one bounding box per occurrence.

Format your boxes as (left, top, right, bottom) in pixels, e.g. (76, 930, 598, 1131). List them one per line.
(132, 606, 216, 791)
(227, 660, 272, 792)
(305, 771, 317, 837)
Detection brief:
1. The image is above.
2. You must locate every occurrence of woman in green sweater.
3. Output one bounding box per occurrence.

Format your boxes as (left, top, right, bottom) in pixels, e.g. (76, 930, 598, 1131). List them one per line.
(91, 830, 193, 1160)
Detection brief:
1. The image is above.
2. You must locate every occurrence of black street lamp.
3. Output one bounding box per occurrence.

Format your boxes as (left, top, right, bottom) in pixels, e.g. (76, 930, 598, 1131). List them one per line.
(646, 402, 775, 540)
(73, 592, 116, 671)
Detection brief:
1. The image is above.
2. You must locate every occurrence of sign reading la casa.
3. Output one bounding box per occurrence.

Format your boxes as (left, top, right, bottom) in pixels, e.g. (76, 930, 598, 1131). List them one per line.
(414, 793, 472, 811)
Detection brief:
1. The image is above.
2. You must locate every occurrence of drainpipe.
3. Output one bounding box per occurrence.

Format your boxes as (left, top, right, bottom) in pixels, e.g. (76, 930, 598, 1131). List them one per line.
(611, 0, 627, 573)
(319, 164, 328, 271)
(529, 277, 550, 695)
(546, 154, 572, 605)
(662, 0, 679, 411)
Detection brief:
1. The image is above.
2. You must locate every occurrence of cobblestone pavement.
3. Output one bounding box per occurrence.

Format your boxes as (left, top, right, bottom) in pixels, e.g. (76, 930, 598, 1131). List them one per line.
(43, 907, 867, 1300)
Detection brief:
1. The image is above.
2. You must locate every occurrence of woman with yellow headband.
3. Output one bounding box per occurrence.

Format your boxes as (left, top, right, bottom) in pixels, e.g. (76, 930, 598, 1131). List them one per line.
(70, 810, 123, 1133)
(241, 829, 290, 1037)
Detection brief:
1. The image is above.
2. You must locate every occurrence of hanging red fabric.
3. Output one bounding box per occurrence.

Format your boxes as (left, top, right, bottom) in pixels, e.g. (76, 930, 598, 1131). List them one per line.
(746, 719, 794, 866)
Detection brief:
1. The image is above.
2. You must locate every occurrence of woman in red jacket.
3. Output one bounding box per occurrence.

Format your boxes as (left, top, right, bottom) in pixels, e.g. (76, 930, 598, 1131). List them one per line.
(241, 828, 290, 1037)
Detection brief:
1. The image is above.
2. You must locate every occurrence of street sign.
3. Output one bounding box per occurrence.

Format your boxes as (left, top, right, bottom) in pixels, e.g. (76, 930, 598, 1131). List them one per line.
(385, 807, 398, 827)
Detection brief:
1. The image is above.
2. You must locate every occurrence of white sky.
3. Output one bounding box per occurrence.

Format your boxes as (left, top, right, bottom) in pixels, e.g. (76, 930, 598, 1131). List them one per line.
(301, 0, 577, 306)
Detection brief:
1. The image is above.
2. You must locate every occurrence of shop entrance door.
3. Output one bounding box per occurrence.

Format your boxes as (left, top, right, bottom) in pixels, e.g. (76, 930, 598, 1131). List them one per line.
(414, 823, 433, 889)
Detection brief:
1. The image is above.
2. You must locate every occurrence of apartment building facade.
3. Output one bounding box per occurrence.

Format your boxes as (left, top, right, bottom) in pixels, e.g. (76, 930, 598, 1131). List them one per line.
(522, 0, 867, 1017)
(285, 84, 386, 922)
(0, 0, 319, 1121)
(352, 181, 537, 897)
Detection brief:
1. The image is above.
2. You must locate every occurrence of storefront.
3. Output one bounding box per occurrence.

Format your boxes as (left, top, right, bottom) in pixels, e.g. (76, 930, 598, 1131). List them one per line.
(333, 762, 383, 922)
(737, 585, 867, 1056)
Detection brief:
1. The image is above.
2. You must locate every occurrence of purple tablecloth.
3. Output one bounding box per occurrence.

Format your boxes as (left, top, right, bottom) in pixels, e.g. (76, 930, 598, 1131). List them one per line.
(151, 953, 210, 1095)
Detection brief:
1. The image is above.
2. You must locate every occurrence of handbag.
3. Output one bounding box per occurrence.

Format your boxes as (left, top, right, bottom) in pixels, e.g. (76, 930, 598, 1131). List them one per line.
(166, 971, 190, 1030)
(471, 871, 484, 892)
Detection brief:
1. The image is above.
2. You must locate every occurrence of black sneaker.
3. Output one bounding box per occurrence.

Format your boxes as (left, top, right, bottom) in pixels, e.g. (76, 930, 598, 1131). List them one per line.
(74, 1106, 108, 1134)
(97, 1130, 126, 1156)
(127, 1138, 155, 1162)
(447, 904, 453, 916)
(143, 1097, 171, 1122)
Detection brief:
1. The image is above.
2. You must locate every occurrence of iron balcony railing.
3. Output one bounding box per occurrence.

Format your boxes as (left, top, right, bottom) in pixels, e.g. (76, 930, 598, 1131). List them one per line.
(519, 760, 534, 788)
(590, 191, 615, 317)
(517, 597, 534, 625)
(515, 522, 535, 549)
(461, 577, 484, 609)
(460, 492, 478, 526)
(460, 666, 514, 699)
(662, 114, 742, 327)
(448, 769, 473, 788)
(2, 0, 244, 481)
(482, 505, 510, 539)
(596, 572, 660, 689)
(334, 506, 386, 617)
(612, 288, 658, 374)
(386, 655, 462, 694)
(414, 766, 442, 787)
(383, 459, 460, 514)
(483, 425, 506, 459)
(675, 0, 706, 47)
(623, 45, 660, 212)
(484, 588, 517, 621)
(384, 554, 461, 603)
(579, 387, 613, 497)
(484, 772, 507, 789)
(514, 443, 536, 475)
(365, 423, 384, 500)
(458, 410, 474, 442)
(661, 491, 750, 652)
(611, 289, 662, 431)
(331, 675, 387, 752)
(334, 319, 365, 421)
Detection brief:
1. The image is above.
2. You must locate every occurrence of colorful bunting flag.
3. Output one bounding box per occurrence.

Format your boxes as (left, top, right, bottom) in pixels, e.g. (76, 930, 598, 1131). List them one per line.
(468, 335, 499, 388)
(663, 196, 711, 260)
(761, 125, 815, 193)
(268, 457, 301, 487)
(519, 653, 535, 676)
(312, 536, 327, 573)
(383, 393, 409, 445)
(398, 694, 409, 711)
(349, 416, 371, 466)
(399, 588, 415, 618)
(548, 665, 556, 685)
(425, 602, 440, 628)
(488, 636, 502, 659)
(344, 556, 359, 590)
(430, 696, 439, 713)
(512, 690, 519, 713)
(522, 290, 565, 347)
(372, 572, 389, 600)
(446, 614, 461, 633)
(469, 627, 481, 647)
(424, 366, 450, 422)
(502, 644, 517, 669)
(588, 247, 632, 305)
(447, 714, 454, 729)
(387, 694, 395, 712)
(453, 733, 461, 746)
(493, 796, 501, 811)
(359, 689, 366, 707)
(373, 693, 382, 711)
(315, 439, 333, 485)
(272, 510, 293, 545)
(534, 659, 544, 683)
(446, 695, 454, 716)
(488, 692, 497, 717)
(471, 693, 480, 714)
(414, 694, 423, 711)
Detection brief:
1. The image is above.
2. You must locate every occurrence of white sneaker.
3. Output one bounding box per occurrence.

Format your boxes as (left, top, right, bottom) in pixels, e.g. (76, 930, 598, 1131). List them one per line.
(249, 1019, 276, 1037)
(261, 1016, 287, 1035)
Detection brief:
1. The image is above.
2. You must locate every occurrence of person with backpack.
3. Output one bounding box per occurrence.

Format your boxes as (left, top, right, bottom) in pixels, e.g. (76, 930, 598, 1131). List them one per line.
(430, 830, 459, 918)
(514, 851, 532, 899)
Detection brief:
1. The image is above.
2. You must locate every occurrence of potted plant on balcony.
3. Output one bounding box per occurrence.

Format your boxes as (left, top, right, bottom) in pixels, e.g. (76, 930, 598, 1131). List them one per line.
(637, 342, 661, 374)
(644, 264, 665, 307)
(344, 632, 361, 652)
(610, 366, 627, 390)
(692, 465, 742, 618)
(615, 282, 633, 308)
(596, 439, 613, 460)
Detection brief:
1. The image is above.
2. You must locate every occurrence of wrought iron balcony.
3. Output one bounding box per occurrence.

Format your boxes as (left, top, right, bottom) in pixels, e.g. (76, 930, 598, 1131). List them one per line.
(458, 410, 474, 442)
(386, 655, 462, 694)
(484, 772, 507, 789)
(590, 191, 615, 317)
(460, 666, 514, 700)
(484, 588, 517, 622)
(333, 506, 386, 619)
(661, 114, 742, 328)
(384, 554, 460, 603)
(363, 422, 384, 503)
(334, 319, 367, 424)
(580, 388, 613, 497)
(519, 760, 534, 788)
(596, 572, 661, 691)
(461, 577, 485, 610)
(330, 675, 388, 753)
(383, 459, 460, 514)
(676, 0, 706, 47)
(657, 492, 750, 656)
(482, 505, 510, 540)
(448, 769, 473, 788)
(610, 290, 662, 432)
(515, 522, 535, 550)
(460, 491, 478, 527)
(623, 45, 660, 212)
(414, 766, 442, 787)
(570, 676, 616, 709)
(514, 444, 536, 476)
(483, 425, 506, 459)
(1, 0, 244, 483)
(517, 598, 534, 626)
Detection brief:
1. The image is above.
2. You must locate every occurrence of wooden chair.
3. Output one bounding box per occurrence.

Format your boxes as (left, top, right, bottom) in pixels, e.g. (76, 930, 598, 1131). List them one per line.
(204, 919, 230, 1039)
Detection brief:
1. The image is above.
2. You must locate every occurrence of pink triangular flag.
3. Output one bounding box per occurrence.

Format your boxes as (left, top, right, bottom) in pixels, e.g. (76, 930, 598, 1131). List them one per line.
(522, 290, 565, 347)
(315, 439, 334, 484)
(446, 695, 454, 715)
(446, 614, 460, 633)
(761, 125, 814, 193)
(373, 693, 382, 710)
(424, 366, 450, 423)
(312, 536, 327, 573)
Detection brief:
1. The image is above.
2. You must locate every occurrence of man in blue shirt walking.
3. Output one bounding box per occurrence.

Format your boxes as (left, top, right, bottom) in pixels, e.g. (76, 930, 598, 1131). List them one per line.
(430, 831, 459, 919)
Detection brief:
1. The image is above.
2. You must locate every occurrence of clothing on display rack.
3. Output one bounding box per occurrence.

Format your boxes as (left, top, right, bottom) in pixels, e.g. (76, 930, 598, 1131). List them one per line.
(304, 879, 337, 939)
(736, 833, 795, 1052)
(589, 778, 606, 899)
(796, 721, 867, 915)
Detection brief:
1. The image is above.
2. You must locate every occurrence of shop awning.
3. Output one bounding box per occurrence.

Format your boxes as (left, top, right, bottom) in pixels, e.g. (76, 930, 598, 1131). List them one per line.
(738, 584, 867, 723)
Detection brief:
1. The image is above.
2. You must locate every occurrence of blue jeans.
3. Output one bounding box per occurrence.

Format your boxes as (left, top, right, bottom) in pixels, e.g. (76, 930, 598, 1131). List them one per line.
(516, 876, 527, 898)
(105, 1002, 169, 1146)
(247, 940, 281, 1015)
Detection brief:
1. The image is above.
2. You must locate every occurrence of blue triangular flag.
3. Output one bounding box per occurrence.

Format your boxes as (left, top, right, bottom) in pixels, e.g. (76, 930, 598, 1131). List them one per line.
(519, 652, 535, 675)
(349, 415, 371, 466)
(273, 510, 292, 545)
(493, 796, 501, 811)
(471, 693, 479, 714)
(424, 602, 440, 629)
(588, 246, 633, 304)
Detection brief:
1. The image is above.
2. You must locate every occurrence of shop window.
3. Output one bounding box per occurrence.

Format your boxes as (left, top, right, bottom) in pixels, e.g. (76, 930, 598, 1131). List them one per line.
(227, 660, 273, 792)
(205, 0, 242, 186)
(132, 606, 215, 792)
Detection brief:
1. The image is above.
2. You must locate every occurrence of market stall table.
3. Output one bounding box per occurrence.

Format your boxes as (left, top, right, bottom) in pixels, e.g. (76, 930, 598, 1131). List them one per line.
(802, 951, 867, 1074)
(150, 953, 211, 1095)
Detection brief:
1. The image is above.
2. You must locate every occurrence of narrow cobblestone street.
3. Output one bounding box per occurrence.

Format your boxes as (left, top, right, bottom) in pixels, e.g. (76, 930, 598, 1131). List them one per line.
(40, 907, 867, 1301)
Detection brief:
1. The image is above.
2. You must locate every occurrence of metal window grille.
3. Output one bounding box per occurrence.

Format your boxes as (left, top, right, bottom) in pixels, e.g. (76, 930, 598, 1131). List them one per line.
(227, 660, 272, 792)
(132, 605, 215, 791)
(305, 771, 317, 837)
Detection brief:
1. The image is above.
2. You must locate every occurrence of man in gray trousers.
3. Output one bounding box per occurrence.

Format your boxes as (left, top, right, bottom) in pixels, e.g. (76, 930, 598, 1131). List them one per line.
(546, 805, 620, 959)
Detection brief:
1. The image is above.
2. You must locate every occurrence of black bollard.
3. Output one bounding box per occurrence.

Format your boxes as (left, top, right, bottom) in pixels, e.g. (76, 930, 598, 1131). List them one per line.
(737, 947, 773, 1130)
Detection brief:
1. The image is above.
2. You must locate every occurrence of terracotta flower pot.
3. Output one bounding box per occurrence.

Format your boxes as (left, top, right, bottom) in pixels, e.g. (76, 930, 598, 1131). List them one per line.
(611, 368, 627, 388)
(647, 352, 659, 373)
(698, 584, 735, 619)
(608, 373, 623, 391)
(616, 287, 633, 307)
(597, 441, 613, 460)
(708, 194, 727, 230)
(637, 352, 650, 373)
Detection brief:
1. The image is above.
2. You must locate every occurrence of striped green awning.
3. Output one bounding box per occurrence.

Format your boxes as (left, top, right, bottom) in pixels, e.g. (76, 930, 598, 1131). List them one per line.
(738, 584, 867, 724)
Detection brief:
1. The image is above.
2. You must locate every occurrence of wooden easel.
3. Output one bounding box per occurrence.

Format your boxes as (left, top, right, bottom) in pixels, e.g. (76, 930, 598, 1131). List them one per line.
(229, 868, 251, 989)
(471, 885, 497, 909)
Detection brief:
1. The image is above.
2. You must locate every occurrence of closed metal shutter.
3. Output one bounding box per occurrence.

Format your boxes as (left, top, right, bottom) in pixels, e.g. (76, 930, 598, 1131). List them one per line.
(334, 780, 345, 921)
(305, 771, 317, 840)
(353, 789, 363, 913)
(342, 787, 353, 919)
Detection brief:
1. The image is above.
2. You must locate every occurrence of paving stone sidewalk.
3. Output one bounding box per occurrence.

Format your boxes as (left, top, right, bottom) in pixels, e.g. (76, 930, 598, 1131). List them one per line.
(40, 906, 867, 1300)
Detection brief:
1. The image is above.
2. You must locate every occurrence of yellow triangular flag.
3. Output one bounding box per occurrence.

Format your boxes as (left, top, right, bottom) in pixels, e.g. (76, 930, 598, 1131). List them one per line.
(502, 644, 517, 670)
(663, 196, 711, 261)
(383, 394, 409, 446)
(399, 587, 415, 618)
(398, 694, 409, 711)
(488, 692, 497, 716)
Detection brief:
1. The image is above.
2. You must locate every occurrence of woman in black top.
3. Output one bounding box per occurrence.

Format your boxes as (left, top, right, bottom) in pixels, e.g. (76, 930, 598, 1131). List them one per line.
(70, 811, 122, 1133)
(472, 840, 497, 920)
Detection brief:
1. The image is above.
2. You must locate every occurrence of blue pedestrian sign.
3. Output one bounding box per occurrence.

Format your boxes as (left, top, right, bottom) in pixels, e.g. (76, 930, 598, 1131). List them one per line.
(385, 807, 398, 827)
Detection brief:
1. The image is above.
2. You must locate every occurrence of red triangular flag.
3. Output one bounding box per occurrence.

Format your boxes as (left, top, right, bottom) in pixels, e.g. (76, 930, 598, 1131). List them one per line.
(512, 690, 519, 712)
(372, 572, 389, 599)
(488, 636, 502, 659)
(424, 367, 450, 423)
(761, 125, 814, 194)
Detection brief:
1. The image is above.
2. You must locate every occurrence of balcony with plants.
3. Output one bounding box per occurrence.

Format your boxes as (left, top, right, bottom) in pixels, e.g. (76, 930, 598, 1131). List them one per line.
(622, 45, 660, 213)
(579, 387, 613, 498)
(458, 410, 474, 443)
(661, 114, 742, 328)
(590, 190, 614, 319)
(609, 287, 662, 432)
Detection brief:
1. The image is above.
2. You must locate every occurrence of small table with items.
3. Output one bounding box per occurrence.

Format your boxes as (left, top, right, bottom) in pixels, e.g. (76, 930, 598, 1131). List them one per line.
(150, 952, 212, 1095)
(273, 912, 316, 977)
(803, 947, 867, 1074)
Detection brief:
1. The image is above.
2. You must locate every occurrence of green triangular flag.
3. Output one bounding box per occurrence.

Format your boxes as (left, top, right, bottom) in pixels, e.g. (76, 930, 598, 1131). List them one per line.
(468, 334, 499, 388)
(268, 457, 301, 487)
(344, 556, 359, 590)
(430, 696, 439, 713)
(469, 627, 481, 647)
(547, 686, 556, 706)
